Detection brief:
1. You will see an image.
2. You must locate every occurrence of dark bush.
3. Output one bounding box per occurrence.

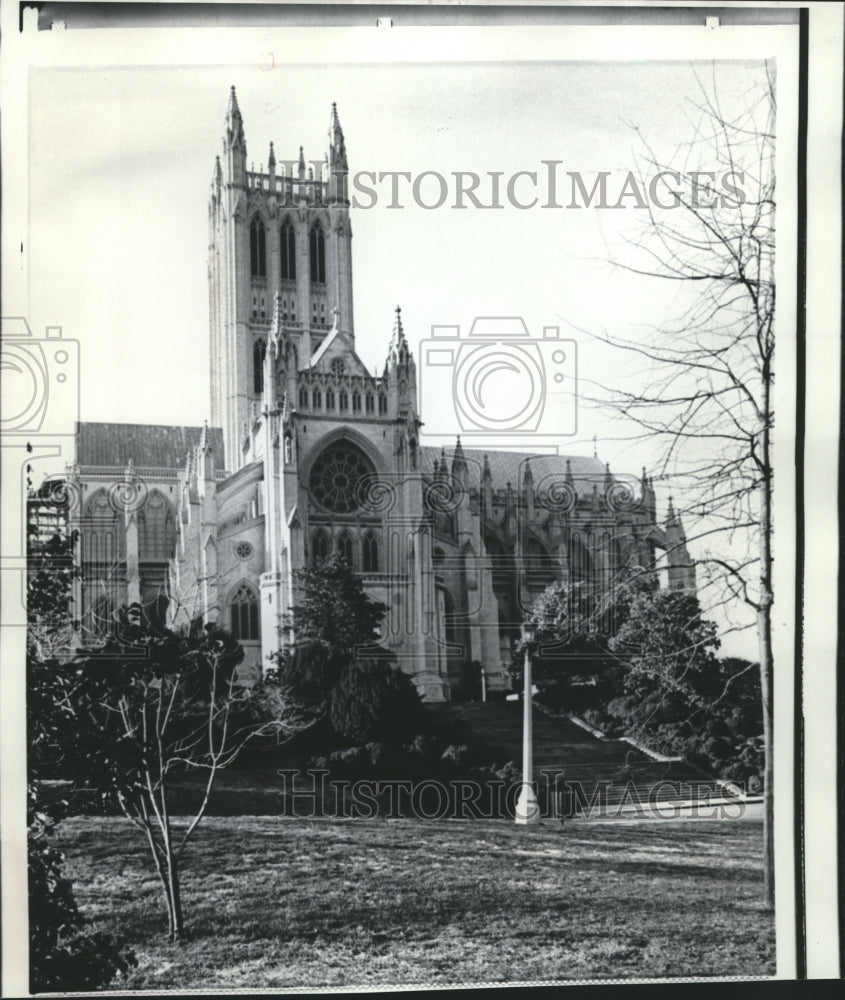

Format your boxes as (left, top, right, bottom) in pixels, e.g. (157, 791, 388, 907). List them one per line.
(330, 657, 424, 744)
(28, 785, 136, 992)
(278, 641, 346, 707)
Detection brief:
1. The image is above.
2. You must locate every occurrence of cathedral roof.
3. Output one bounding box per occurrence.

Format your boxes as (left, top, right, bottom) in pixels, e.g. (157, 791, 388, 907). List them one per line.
(419, 446, 607, 487)
(75, 422, 224, 470)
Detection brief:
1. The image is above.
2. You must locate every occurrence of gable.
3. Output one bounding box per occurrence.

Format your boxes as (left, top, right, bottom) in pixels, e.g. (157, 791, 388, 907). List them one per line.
(308, 325, 374, 380)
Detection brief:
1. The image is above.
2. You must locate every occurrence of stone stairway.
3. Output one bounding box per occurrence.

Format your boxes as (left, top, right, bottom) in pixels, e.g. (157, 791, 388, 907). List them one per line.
(434, 700, 726, 817)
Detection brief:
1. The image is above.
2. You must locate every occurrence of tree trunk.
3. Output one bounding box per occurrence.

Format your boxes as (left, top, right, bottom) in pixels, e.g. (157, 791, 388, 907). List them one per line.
(165, 850, 184, 942)
(758, 599, 774, 910)
(758, 413, 775, 910)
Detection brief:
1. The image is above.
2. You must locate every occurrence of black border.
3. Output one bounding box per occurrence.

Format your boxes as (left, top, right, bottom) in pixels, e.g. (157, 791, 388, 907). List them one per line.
(794, 4, 809, 981)
(839, 0, 845, 980)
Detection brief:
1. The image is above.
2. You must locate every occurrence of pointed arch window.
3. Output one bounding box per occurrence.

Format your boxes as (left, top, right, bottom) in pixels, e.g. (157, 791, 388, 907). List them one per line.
(299, 387, 309, 409)
(362, 531, 379, 573)
(339, 390, 348, 411)
(378, 394, 388, 415)
(138, 492, 175, 561)
(365, 393, 375, 415)
(230, 582, 259, 641)
(254, 339, 267, 395)
(312, 387, 322, 409)
(280, 220, 296, 281)
(337, 530, 354, 566)
(568, 536, 593, 583)
(352, 391, 361, 413)
(312, 528, 329, 565)
(250, 217, 267, 278)
(82, 489, 125, 565)
(309, 223, 326, 284)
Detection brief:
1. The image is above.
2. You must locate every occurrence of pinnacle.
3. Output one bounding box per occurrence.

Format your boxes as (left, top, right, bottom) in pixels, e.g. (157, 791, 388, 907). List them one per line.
(270, 291, 284, 339)
(391, 304, 406, 345)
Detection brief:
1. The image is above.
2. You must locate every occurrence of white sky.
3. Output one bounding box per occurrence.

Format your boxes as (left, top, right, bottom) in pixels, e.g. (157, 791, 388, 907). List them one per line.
(28, 60, 764, 435)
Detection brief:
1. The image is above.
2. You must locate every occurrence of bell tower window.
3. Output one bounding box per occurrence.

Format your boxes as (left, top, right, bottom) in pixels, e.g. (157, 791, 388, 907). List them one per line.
(309, 223, 326, 284)
(280, 220, 296, 281)
(253, 339, 266, 395)
(250, 217, 266, 278)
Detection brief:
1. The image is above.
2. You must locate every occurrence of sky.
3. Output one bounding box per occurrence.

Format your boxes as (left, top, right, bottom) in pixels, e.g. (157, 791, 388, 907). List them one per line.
(23, 55, 783, 657)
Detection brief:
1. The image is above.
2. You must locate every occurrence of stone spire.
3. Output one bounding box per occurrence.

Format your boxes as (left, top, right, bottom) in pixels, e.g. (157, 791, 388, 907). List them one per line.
(328, 101, 348, 172)
(268, 141, 276, 168)
(298, 145, 306, 180)
(451, 435, 467, 487)
(523, 460, 534, 520)
(664, 497, 695, 592)
(226, 85, 245, 148)
(523, 459, 534, 485)
(387, 305, 411, 367)
(439, 447, 448, 481)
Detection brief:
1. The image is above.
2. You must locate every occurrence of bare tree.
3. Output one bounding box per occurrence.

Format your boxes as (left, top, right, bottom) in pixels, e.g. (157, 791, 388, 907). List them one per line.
(580, 64, 776, 906)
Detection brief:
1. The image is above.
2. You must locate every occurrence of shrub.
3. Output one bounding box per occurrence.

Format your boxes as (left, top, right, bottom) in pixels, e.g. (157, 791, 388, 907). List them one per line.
(278, 641, 346, 708)
(28, 785, 136, 992)
(330, 657, 423, 744)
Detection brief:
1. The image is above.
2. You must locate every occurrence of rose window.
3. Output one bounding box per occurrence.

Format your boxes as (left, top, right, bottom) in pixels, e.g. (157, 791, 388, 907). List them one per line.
(309, 441, 374, 514)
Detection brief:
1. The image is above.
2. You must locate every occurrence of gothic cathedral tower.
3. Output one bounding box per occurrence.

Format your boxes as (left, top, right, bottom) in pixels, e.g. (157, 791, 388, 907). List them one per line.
(209, 88, 354, 471)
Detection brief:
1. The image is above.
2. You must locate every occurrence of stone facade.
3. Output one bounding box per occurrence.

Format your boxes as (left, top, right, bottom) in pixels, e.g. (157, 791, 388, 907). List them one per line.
(68, 90, 695, 700)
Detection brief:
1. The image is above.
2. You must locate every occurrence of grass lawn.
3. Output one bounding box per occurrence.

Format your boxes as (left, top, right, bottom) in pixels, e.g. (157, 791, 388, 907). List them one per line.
(55, 815, 775, 989)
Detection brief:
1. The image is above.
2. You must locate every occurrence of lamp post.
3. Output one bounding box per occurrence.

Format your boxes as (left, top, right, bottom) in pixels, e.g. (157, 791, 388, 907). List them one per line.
(515, 622, 540, 825)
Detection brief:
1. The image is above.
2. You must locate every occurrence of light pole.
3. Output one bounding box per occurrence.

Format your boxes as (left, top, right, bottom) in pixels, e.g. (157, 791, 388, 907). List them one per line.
(515, 622, 540, 825)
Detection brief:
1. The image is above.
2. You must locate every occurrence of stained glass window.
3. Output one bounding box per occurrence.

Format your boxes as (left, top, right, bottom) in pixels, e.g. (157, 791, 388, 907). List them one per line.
(308, 440, 374, 514)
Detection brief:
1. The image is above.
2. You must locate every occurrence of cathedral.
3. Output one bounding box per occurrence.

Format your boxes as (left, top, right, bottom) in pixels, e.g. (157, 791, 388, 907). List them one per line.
(66, 89, 695, 701)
